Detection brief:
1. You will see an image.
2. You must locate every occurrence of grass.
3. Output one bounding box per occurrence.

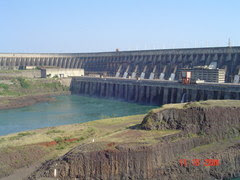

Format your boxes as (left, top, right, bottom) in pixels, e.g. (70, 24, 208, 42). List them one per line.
(9, 132, 36, 141)
(46, 129, 65, 135)
(17, 77, 30, 88)
(0, 115, 147, 149)
(151, 100, 240, 113)
(0, 83, 9, 90)
(191, 135, 240, 152)
(0, 78, 69, 98)
(0, 112, 181, 158)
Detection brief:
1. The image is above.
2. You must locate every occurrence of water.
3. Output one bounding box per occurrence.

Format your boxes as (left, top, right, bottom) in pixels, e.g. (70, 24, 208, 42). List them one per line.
(0, 95, 156, 136)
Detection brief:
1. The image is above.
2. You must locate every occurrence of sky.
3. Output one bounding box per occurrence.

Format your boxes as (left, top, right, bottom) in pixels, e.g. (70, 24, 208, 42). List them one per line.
(0, 0, 239, 53)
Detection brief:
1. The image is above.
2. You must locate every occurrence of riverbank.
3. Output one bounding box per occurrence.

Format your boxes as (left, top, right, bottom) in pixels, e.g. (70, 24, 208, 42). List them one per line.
(0, 114, 151, 179)
(0, 100, 239, 179)
(0, 92, 70, 110)
(0, 78, 70, 110)
(28, 100, 240, 180)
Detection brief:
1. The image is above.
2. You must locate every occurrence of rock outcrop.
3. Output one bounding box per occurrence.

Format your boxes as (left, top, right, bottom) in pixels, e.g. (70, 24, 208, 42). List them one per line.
(28, 101, 240, 180)
(141, 105, 240, 140)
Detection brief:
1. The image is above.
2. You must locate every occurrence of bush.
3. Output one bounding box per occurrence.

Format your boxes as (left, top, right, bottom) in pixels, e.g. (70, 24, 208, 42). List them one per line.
(46, 129, 65, 135)
(17, 77, 30, 88)
(0, 83, 9, 90)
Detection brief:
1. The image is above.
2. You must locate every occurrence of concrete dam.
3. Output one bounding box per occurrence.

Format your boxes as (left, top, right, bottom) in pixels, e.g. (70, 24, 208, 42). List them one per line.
(1, 46, 240, 105)
(70, 77, 240, 106)
(1, 46, 240, 82)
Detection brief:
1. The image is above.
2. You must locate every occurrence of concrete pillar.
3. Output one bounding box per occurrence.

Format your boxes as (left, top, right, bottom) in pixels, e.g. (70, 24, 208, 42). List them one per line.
(198, 90, 205, 101)
(124, 84, 128, 100)
(100, 83, 105, 97)
(105, 83, 109, 97)
(78, 82, 83, 94)
(49, 57, 54, 66)
(134, 85, 139, 102)
(140, 66, 147, 79)
(190, 89, 198, 102)
(78, 60, 83, 69)
(2, 58, 6, 67)
(68, 58, 73, 68)
(217, 91, 223, 100)
(86, 82, 90, 94)
(123, 65, 130, 78)
(89, 82, 94, 95)
(162, 87, 169, 104)
(185, 89, 192, 102)
(176, 88, 183, 103)
(146, 86, 150, 103)
(224, 92, 231, 99)
(170, 88, 177, 103)
(74, 58, 80, 69)
(45, 58, 49, 66)
(206, 91, 214, 100)
(138, 85, 145, 103)
(15, 58, 19, 66)
(159, 66, 166, 80)
(115, 65, 122, 77)
(128, 85, 134, 101)
(13, 58, 16, 66)
(58, 58, 62, 67)
(96, 82, 101, 96)
(117, 84, 123, 99)
(149, 66, 156, 80)
(72, 58, 77, 68)
(70, 58, 75, 68)
(62, 58, 66, 68)
(111, 83, 115, 97)
(29, 58, 32, 66)
(93, 82, 97, 95)
(54, 58, 58, 67)
(66, 58, 71, 68)
(8, 58, 11, 67)
(39, 58, 42, 66)
(150, 86, 157, 104)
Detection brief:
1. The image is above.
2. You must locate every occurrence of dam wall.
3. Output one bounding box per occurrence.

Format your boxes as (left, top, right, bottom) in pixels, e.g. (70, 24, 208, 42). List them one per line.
(1, 46, 240, 82)
(71, 77, 240, 105)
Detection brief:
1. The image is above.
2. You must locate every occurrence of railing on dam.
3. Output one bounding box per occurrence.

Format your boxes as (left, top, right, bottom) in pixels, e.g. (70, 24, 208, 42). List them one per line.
(70, 76, 240, 106)
(1, 46, 240, 83)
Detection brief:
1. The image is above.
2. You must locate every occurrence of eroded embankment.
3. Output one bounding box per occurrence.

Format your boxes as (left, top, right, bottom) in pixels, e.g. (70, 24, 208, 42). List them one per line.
(0, 78, 70, 110)
(27, 101, 240, 180)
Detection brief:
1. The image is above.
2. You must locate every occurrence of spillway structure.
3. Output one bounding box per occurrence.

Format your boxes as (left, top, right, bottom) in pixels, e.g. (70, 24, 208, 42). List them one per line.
(1, 46, 240, 105)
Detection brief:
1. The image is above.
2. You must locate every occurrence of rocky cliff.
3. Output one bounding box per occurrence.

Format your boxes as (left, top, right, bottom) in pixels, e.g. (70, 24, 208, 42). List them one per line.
(28, 100, 240, 180)
(141, 104, 240, 140)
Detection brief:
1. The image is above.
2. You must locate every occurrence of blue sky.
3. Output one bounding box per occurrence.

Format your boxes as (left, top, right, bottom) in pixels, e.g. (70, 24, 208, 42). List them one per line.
(0, 0, 239, 53)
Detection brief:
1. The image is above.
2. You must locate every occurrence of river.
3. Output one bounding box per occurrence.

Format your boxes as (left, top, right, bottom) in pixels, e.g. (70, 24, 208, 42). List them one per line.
(0, 95, 155, 136)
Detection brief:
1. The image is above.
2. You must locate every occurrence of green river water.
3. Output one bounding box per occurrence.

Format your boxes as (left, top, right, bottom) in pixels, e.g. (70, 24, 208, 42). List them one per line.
(0, 95, 156, 136)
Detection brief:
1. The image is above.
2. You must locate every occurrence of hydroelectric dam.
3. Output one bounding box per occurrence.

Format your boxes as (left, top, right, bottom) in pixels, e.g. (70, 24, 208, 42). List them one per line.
(1, 46, 240, 105)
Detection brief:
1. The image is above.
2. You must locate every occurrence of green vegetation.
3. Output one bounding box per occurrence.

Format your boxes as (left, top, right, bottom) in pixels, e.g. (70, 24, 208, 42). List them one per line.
(9, 132, 36, 141)
(0, 138, 5, 143)
(46, 129, 65, 135)
(42, 81, 68, 91)
(17, 77, 30, 88)
(0, 78, 69, 97)
(151, 100, 240, 113)
(0, 114, 147, 150)
(0, 83, 9, 90)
